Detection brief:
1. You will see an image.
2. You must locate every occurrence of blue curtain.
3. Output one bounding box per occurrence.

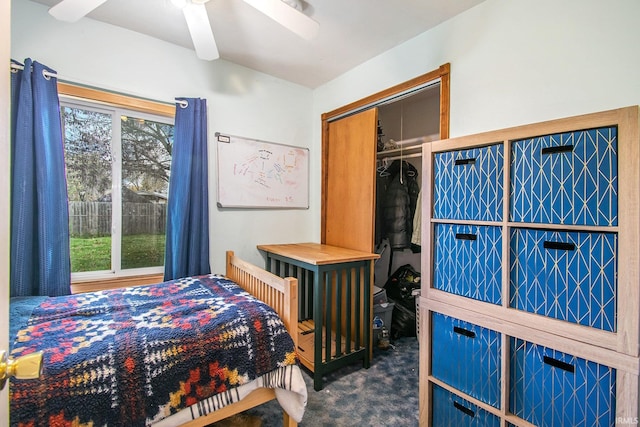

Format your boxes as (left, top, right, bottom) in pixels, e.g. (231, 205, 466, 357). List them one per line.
(164, 98, 210, 280)
(10, 59, 71, 297)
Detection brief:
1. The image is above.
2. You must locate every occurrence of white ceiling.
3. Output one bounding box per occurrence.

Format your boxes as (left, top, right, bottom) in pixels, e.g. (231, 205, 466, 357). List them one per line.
(31, 0, 486, 88)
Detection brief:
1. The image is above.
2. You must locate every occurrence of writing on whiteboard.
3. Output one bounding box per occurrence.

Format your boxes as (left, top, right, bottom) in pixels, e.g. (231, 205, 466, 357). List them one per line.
(217, 134, 309, 208)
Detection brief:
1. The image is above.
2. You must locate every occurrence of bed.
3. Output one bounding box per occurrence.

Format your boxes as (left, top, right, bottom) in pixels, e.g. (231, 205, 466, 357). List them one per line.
(9, 251, 307, 427)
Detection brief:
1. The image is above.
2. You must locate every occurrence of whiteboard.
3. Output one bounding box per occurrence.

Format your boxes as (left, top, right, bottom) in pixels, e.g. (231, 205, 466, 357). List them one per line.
(216, 133, 309, 208)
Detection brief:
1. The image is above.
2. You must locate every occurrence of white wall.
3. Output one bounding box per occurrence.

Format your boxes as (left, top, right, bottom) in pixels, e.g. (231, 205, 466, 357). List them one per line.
(11, 0, 316, 269)
(312, 0, 640, 154)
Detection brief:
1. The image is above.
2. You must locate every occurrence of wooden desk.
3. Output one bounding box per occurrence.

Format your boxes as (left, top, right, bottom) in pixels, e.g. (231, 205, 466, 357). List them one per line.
(257, 243, 379, 391)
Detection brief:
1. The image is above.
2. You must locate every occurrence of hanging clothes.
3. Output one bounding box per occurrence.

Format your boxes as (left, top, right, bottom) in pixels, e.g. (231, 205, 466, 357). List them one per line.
(379, 160, 419, 250)
(10, 58, 71, 297)
(411, 189, 422, 248)
(164, 98, 211, 281)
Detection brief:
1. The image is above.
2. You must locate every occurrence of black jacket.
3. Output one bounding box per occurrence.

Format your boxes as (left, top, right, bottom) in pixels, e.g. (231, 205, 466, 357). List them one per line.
(378, 160, 419, 249)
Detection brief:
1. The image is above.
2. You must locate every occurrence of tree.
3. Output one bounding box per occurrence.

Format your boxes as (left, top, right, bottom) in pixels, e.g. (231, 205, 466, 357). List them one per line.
(121, 115, 173, 196)
(62, 106, 112, 201)
(62, 107, 174, 202)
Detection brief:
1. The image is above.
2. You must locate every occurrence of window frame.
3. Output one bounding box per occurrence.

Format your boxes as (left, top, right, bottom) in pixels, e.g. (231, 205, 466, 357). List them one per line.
(58, 83, 176, 286)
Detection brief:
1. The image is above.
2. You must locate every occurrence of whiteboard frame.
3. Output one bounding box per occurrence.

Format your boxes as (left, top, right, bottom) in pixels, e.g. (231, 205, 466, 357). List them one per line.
(215, 133, 310, 209)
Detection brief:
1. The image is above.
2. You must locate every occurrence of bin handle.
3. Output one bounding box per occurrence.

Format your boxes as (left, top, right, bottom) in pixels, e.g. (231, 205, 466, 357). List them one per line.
(453, 326, 476, 339)
(543, 355, 575, 373)
(453, 401, 475, 418)
(541, 144, 574, 155)
(454, 158, 476, 166)
(455, 233, 477, 241)
(543, 241, 576, 251)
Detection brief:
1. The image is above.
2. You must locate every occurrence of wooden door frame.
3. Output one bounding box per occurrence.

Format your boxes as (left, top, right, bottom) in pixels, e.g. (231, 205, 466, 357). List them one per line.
(320, 63, 451, 244)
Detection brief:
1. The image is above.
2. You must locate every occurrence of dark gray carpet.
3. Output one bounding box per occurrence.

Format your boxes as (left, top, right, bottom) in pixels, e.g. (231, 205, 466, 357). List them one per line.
(246, 337, 420, 426)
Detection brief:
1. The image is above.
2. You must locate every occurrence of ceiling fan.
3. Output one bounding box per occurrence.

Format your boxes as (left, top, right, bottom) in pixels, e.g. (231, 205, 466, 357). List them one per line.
(47, 0, 320, 61)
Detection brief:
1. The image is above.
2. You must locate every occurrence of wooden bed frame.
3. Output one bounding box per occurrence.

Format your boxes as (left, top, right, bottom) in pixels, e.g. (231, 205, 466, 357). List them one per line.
(179, 251, 300, 427)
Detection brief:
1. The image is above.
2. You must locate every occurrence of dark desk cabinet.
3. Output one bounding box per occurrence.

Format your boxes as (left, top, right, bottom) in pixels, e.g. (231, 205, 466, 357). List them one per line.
(258, 243, 379, 391)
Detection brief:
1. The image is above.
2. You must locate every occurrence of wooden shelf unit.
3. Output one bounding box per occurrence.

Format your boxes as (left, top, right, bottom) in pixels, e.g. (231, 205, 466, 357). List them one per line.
(419, 106, 640, 426)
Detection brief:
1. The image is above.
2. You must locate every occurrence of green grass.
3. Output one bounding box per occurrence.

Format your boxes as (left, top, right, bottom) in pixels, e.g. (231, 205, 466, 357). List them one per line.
(70, 234, 165, 272)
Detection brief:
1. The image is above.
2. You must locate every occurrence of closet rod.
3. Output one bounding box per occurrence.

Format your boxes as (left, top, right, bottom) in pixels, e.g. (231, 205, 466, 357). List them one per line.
(378, 152, 422, 162)
(9, 62, 188, 109)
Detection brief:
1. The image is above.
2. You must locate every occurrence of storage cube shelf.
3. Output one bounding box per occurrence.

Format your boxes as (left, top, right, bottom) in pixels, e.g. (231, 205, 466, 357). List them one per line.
(510, 127, 618, 226)
(432, 384, 501, 427)
(433, 144, 504, 222)
(509, 228, 617, 331)
(433, 223, 502, 305)
(510, 338, 616, 427)
(431, 312, 501, 408)
(419, 107, 640, 426)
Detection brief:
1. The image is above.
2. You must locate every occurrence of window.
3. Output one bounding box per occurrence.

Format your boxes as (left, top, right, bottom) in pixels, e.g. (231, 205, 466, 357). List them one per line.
(59, 86, 175, 280)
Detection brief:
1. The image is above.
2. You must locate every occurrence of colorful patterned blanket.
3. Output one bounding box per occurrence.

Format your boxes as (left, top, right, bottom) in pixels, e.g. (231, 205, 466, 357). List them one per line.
(10, 274, 299, 426)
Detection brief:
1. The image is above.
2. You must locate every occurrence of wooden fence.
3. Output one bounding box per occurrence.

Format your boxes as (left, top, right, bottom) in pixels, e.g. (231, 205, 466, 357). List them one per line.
(69, 202, 167, 237)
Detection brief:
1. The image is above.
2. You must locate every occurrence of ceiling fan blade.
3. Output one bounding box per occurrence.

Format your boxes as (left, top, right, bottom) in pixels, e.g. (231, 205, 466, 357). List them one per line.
(49, 0, 109, 22)
(182, 3, 219, 61)
(243, 0, 319, 40)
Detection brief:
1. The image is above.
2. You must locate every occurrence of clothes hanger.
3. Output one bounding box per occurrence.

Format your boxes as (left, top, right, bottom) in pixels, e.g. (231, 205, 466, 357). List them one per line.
(377, 157, 391, 177)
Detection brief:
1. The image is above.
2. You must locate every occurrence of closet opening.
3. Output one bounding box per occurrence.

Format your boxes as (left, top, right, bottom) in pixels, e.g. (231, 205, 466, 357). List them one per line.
(321, 63, 450, 341)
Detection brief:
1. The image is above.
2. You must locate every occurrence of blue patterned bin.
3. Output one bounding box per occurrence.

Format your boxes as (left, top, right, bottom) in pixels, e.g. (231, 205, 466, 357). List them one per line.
(509, 228, 617, 331)
(433, 223, 502, 304)
(510, 126, 618, 226)
(431, 312, 501, 408)
(510, 338, 616, 427)
(431, 383, 501, 427)
(433, 144, 504, 221)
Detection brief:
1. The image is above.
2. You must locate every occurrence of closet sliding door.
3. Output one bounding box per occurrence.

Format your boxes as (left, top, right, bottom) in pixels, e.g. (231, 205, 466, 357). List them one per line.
(321, 64, 450, 255)
(323, 108, 378, 253)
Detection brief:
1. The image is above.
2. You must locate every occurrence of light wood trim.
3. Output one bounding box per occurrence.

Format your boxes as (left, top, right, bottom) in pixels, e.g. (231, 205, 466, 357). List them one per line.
(57, 82, 176, 117)
(426, 296, 640, 375)
(438, 64, 450, 139)
(425, 286, 622, 367)
(616, 105, 640, 356)
(428, 377, 506, 422)
(500, 334, 509, 424)
(418, 298, 431, 427)
(423, 289, 640, 372)
(320, 117, 331, 249)
(71, 273, 164, 293)
(616, 370, 640, 422)
(420, 143, 434, 297)
(429, 105, 637, 153)
(179, 388, 295, 427)
(321, 63, 450, 122)
(257, 242, 379, 265)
